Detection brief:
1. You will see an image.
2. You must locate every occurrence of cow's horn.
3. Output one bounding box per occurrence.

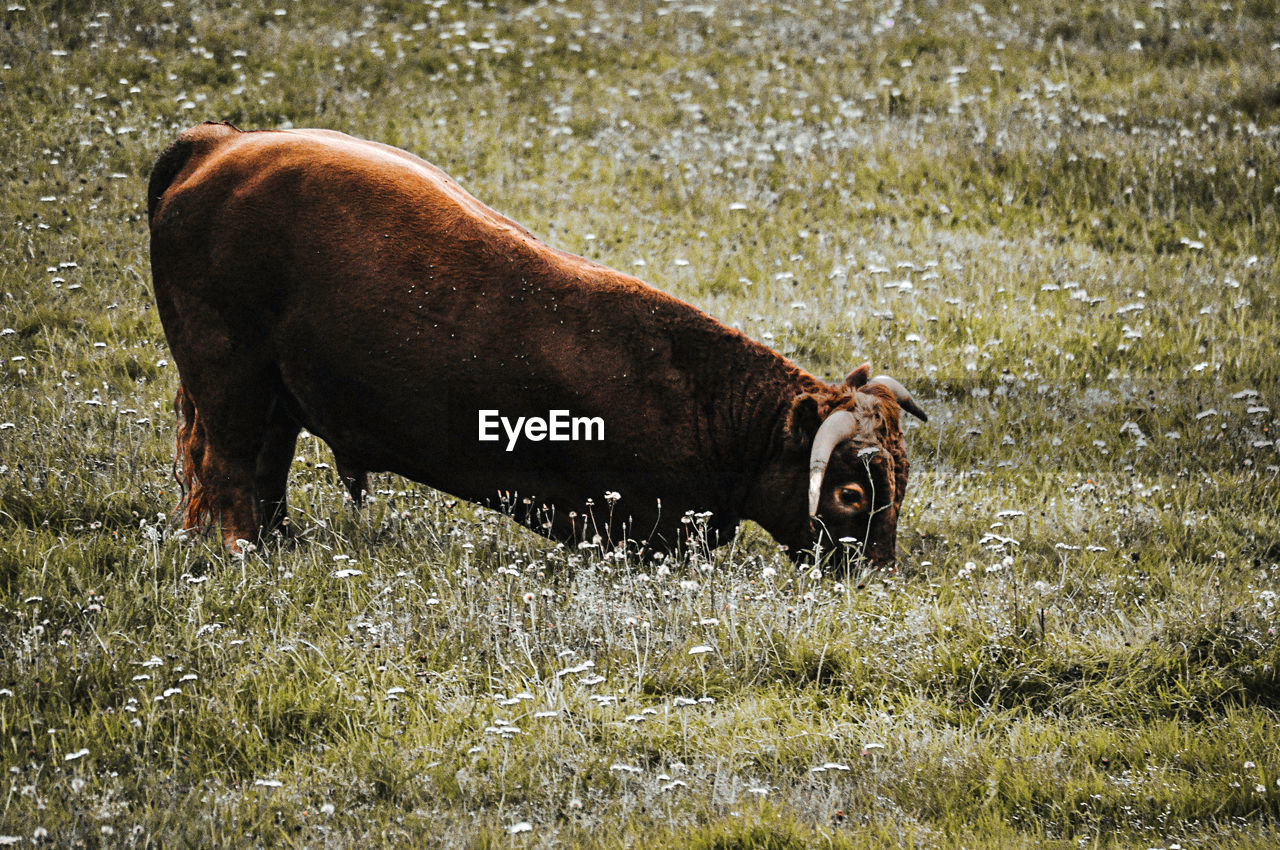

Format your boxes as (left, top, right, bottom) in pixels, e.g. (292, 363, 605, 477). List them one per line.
(866, 374, 928, 422)
(808, 409, 858, 517)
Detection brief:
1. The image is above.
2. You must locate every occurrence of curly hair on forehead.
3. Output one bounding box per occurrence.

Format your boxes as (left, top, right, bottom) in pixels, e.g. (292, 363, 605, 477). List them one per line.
(808, 382, 911, 512)
(856, 383, 911, 515)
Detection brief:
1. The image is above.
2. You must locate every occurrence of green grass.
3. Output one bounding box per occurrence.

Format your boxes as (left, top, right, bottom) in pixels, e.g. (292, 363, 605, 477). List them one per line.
(2, 0, 1278, 846)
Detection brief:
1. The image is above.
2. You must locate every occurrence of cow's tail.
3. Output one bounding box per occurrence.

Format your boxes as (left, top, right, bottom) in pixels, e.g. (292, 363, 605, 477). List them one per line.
(147, 121, 240, 223)
(173, 384, 213, 531)
(154, 123, 241, 530)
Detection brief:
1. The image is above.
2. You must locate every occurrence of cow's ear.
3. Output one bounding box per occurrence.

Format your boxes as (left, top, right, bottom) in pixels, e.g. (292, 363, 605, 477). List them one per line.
(785, 393, 824, 446)
(842, 363, 871, 389)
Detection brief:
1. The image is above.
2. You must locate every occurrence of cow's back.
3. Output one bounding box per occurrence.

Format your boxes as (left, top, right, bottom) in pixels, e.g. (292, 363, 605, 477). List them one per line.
(149, 124, 656, 323)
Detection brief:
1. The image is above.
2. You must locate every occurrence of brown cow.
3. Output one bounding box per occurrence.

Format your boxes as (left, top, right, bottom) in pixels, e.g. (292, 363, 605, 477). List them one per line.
(147, 122, 925, 569)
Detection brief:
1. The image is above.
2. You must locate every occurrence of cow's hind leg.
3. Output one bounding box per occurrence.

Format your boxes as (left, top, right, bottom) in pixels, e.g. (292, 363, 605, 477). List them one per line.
(173, 358, 280, 551)
(256, 398, 301, 538)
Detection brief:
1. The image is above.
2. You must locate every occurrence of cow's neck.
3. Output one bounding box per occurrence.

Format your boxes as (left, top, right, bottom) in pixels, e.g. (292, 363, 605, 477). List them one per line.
(695, 333, 824, 543)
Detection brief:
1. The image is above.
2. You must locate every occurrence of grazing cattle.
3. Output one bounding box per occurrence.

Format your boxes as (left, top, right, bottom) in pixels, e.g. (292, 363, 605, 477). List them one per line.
(147, 122, 926, 570)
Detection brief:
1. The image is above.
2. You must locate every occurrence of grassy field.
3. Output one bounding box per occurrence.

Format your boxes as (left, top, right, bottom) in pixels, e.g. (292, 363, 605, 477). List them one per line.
(2, 0, 1279, 846)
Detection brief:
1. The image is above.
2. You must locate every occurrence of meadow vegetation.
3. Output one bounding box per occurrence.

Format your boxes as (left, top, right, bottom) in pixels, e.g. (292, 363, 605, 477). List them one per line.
(1, 0, 1278, 846)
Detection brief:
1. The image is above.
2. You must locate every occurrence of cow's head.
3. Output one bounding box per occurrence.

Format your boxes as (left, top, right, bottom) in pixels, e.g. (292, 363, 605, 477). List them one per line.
(781, 364, 926, 572)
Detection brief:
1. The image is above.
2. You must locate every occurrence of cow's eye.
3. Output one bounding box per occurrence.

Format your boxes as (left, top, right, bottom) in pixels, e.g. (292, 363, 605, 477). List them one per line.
(837, 484, 865, 508)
